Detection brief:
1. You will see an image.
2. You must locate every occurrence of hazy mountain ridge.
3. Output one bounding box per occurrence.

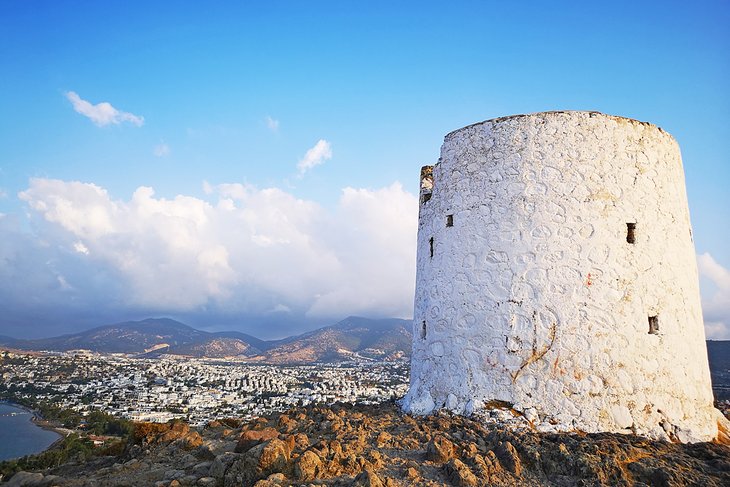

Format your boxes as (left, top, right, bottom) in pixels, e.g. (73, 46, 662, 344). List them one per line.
(708, 340, 730, 401)
(247, 317, 412, 364)
(0, 317, 412, 363)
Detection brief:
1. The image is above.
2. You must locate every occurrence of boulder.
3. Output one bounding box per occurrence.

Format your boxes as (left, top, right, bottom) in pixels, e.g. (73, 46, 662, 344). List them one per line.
(494, 441, 521, 475)
(5, 472, 45, 487)
(225, 439, 291, 486)
(294, 449, 322, 481)
(352, 468, 384, 487)
(210, 451, 240, 479)
(444, 458, 478, 487)
(235, 427, 279, 453)
(426, 435, 456, 463)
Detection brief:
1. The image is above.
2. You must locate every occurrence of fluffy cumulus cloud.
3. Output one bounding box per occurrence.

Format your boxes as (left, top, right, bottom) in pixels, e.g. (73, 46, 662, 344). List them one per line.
(65, 91, 144, 127)
(11, 178, 417, 326)
(698, 252, 730, 339)
(297, 139, 332, 174)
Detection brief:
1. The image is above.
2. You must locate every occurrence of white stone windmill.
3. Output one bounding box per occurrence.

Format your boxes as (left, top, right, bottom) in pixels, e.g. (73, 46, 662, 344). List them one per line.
(402, 111, 727, 443)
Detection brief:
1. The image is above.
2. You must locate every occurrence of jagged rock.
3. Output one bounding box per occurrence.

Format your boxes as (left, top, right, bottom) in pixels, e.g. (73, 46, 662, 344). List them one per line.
(235, 427, 279, 452)
(225, 439, 291, 486)
(176, 431, 204, 450)
(192, 444, 216, 460)
(494, 440, 521, 475)
(352, 468, 384, 487)
(181, 475, 199, 485)
(251, 472, 287, 486)
(5, 472, 45, 487)
(444, 458, 478, 487)
(473, 451, 501, 480)
(426, 435, 456, 463)
(40, 474, 62, 486)
(294, 449, 322, 481)
(19, 402, 730, 487)
(159, 422, 191, 442)
(209, 451, 240, 479)
(375, 431, 392, 447)
(164, 469, 186, 480)
(292, 432, 309, 450)
(192, 461, 212, 476)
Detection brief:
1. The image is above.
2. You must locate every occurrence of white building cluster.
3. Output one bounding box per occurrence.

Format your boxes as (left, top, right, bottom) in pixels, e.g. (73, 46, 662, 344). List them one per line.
(0, 351, 408, 426)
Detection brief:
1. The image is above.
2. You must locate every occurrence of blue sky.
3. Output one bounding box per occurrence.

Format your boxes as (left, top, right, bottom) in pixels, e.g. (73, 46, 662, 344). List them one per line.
(0, 1, 728, 339)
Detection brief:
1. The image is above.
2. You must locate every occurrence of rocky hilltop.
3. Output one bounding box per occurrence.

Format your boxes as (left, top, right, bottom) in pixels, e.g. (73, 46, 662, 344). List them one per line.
(5, 402, 729, 486)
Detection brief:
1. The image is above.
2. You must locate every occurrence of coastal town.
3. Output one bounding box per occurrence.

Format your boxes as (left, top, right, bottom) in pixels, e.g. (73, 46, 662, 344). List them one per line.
(0, 350, 409, 426)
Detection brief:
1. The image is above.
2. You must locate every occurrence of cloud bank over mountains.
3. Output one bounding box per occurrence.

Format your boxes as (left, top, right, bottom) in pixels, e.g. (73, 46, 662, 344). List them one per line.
(1, 177, 728, 340)
(2, 178, 417, 336)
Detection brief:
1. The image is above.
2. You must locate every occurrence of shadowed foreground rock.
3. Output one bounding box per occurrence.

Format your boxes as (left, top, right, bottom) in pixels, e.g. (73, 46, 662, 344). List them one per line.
(6, 402, 729, 486)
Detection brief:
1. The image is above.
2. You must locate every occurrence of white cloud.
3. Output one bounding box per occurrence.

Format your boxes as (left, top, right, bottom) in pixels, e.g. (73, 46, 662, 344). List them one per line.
(64, 91, 144, 127)
(153, 142, 170, 157)
(73, 241, 90, 255)
(265, 115, 279, 132)
(15, 178, 418, 320)
(297, 139, 332, 174)
(698, 252, 730, 339)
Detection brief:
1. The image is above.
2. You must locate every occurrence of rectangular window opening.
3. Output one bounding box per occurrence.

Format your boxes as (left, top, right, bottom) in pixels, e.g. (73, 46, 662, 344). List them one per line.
(429, 237, 434, 258)
(420, 321, 427, 340)
(446, 214, 454, 227)
(648, 315, 659, 335)
(627, 223, 636, 244)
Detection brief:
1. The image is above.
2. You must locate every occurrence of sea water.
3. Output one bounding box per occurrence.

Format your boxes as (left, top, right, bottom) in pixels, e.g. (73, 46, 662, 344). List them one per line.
(0, 402, 61, 461)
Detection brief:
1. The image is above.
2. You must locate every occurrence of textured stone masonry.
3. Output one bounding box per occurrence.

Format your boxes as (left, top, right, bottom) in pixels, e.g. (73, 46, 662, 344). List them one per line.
(402, 111, 725, 442)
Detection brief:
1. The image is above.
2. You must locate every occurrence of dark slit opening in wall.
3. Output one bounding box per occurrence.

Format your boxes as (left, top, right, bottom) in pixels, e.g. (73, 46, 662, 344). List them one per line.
(429, 237, 434, 258)
(627, 223, 636, 244)
(446, 214, 454, 227)
(648, 315, 659, 334)
(420, 321, 427, 339)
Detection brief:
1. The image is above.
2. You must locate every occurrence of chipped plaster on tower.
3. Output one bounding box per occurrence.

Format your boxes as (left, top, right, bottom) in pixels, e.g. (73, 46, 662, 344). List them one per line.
(402, 111, 726, 443)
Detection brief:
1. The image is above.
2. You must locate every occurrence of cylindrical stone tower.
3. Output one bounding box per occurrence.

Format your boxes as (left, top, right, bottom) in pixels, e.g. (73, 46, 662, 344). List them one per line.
(402, 111, 721, 442)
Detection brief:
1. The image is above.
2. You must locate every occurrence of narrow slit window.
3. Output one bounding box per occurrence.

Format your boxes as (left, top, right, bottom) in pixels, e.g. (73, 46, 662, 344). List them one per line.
(429, 237, 434, 258)
(626, 223, 636, 244)
(446, 214, 454, 227)
(420, 321, 427, 339)
(648, 315, 659, 334)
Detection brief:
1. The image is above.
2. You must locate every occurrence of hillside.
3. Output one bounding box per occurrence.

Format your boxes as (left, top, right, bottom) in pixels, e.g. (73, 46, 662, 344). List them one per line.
(247, 317, 412, 364)
(3, 402, 728, 486)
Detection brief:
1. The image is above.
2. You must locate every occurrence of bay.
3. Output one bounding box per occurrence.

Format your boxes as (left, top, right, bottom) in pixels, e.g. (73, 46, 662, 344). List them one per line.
(0, 402, 61, 461)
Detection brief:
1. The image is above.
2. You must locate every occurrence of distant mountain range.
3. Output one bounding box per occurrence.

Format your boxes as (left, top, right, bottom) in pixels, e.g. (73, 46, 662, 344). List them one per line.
(707, 340, 730, 401)
(0, 317, 412, 364)
(1, 319, 729, 394)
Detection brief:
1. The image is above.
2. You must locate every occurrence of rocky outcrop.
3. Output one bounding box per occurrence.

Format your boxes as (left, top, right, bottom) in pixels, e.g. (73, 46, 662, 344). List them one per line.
(8, 402, 729, 486)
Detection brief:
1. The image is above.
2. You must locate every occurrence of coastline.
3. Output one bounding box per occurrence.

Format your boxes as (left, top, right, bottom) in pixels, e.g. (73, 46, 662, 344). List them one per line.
(0, 400, 65, 460)
(30, 416, 71, 447)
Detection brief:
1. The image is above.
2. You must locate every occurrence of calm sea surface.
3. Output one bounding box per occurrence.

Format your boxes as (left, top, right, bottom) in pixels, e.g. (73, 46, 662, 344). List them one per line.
(0, 402, 61, 461)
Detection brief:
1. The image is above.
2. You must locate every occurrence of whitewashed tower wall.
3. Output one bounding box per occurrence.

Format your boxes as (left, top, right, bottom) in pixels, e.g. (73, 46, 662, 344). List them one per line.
(402, 111, 719, 442)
